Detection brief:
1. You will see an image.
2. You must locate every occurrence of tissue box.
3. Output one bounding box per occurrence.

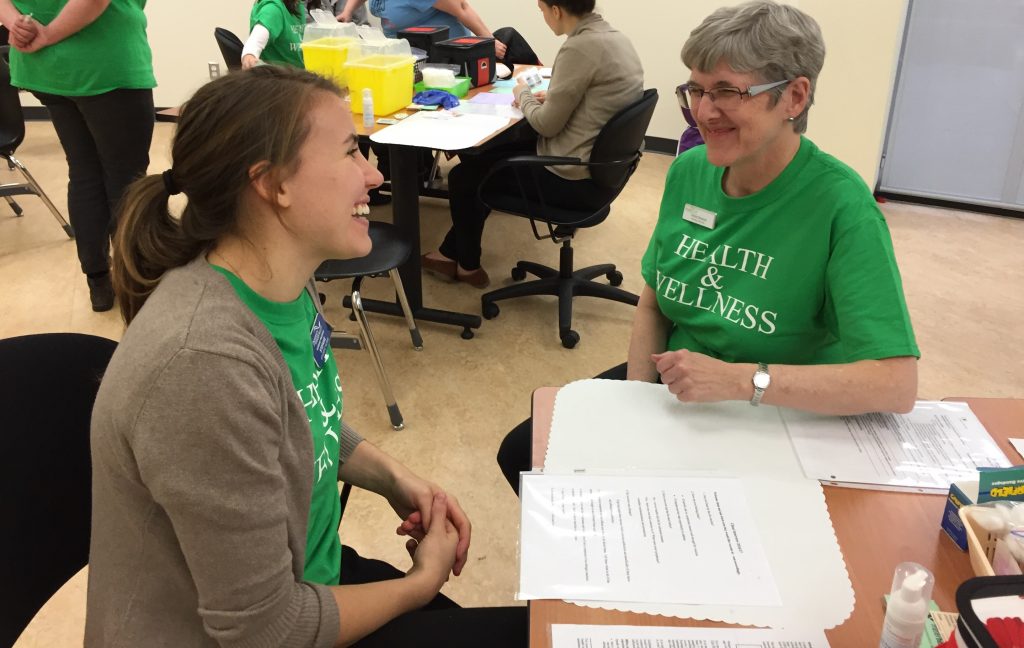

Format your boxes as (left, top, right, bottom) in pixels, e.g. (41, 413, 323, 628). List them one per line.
(942, 466, 1024, 551)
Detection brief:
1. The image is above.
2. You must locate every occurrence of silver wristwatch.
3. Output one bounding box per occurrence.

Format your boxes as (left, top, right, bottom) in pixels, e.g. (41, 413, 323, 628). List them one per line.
(750, 362, 770, 406)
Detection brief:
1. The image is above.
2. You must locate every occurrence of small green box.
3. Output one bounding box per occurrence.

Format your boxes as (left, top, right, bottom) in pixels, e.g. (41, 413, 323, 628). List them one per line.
(413, 77, 471, 98)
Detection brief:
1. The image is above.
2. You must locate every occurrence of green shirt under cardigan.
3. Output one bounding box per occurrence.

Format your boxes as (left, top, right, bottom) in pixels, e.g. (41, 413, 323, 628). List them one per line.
(87, 258, 362, 647)
(10, 0, 155, 96)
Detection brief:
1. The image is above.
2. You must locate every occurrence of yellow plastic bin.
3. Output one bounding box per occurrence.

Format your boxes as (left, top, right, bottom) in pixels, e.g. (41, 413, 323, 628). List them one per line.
(345, 55, 415, 115)
(302, 37, 359, 88)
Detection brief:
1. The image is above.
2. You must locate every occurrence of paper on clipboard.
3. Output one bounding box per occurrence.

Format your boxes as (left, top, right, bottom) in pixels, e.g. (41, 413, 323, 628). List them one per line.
(369, 111, 511, 150)
(781, 401, 1010, 493)
(518, 473, 781, 606)
(551, 624, 830, 647)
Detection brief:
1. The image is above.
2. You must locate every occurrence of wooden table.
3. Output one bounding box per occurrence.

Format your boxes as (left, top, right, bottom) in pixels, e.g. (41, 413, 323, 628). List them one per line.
(528, 390, 1024, 646)
(351, 69, 532, 339)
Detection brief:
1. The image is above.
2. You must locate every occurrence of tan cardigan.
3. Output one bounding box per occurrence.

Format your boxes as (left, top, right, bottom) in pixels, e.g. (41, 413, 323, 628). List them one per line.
(86, 257, 363, 647)
(516, 13, 644, 180)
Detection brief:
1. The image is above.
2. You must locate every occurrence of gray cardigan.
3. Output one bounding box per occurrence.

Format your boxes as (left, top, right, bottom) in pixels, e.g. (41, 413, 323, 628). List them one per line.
(86, 257, 362, 647)
(516, 13, 644, 180)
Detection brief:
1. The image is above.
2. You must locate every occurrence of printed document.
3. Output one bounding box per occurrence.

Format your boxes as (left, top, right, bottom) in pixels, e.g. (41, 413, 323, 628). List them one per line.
(519, 473, 780, 606)
(782, 401, 1009, 492)
(551, 624, 830, 647)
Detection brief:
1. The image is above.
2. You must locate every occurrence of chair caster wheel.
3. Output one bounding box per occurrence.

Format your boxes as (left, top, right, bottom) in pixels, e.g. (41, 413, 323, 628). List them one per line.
(348, 312, 357, 322)
(560, 330, 580, 349)
(482, 302, 500, 320)
(460, 328, 475, 340)
(511, 266, 527, 281)
(607, 270, 624, 287)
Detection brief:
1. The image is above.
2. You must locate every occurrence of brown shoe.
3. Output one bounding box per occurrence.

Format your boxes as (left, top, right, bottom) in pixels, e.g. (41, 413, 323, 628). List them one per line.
(421, 253, 457, 281)
(457, 265, 490, 289)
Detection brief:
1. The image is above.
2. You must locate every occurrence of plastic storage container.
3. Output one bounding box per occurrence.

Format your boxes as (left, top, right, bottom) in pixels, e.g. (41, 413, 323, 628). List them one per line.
(432, 36, 495, 87)
(397, 25, 450, 60)
(345, 39, 416, 115)
(413, 77, 471, 98)
(301, 22, 360, 87)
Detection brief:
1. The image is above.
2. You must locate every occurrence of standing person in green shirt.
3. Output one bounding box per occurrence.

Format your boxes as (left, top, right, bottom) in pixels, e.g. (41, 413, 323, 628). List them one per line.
(496, 0, 920, 495)
(242, 0, 306, 69)
(2, 0, 155, 312)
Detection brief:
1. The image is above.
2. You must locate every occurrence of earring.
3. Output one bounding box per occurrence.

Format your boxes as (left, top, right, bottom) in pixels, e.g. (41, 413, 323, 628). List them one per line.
(787, 117, 795, 122)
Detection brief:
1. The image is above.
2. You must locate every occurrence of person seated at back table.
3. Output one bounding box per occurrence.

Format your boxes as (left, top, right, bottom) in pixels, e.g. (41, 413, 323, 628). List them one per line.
(336, 0, 539, 65)
(496, 0, 920, 494)
(421, 0, 643, 287)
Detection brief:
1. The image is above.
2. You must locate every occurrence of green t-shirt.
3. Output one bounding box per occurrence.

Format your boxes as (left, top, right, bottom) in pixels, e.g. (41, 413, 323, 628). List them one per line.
(640, 137, 919, 365)
(250, 0, 305, 67)
(213, 266, 342, 586)
(9, 0, 155, 96)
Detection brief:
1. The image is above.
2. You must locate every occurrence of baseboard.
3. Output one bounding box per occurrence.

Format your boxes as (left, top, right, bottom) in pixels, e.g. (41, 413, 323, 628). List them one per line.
(643, 136, 677, 156)
(874, 191, 1023, 219)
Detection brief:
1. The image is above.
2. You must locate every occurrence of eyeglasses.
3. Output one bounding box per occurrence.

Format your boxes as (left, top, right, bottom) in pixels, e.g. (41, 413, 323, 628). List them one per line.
(676, 79, 791, 112)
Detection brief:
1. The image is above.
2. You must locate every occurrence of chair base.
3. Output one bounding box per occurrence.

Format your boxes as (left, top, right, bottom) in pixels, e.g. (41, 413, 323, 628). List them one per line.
(481, 240, 638, 349)
(1, 155, 74, 238)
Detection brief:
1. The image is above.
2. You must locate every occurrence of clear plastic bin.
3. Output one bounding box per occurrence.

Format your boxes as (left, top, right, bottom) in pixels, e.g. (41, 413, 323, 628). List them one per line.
(301, 22, 360, 88)
(345, 49, 416, 115)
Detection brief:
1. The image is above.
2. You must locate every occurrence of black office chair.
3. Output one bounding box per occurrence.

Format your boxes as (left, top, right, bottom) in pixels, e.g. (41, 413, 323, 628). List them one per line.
(214, 27, 244, 71)
(0, 333, 117, 647)
(0, 52, 73, 238)
(479, 88, 659, 348)
(316, 221, 422, 430)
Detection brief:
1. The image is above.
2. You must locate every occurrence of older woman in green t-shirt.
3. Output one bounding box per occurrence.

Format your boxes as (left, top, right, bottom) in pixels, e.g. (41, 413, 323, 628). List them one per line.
(497, 0, 920, 494)
(1, 0, 155, 312)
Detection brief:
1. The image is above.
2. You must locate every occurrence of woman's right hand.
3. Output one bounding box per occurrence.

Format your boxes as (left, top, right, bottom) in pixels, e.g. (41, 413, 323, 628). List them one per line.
(404, 493, 458, 599)
(336, 9, 352, 22)
(494, 39, 508, 60)
(241, 54, 259, 70)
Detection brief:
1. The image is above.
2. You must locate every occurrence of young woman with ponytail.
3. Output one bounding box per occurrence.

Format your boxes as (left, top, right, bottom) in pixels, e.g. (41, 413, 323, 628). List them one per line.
(88, 65, 525, 648)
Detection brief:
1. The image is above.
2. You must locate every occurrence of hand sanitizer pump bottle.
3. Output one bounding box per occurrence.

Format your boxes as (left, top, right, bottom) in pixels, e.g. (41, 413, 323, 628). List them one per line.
(879, 562, 934, 648)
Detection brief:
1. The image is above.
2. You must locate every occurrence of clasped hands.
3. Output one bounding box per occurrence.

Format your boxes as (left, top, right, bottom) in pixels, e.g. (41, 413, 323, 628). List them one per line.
(8, 13, 51, 54)
(652, 349, 753, 403)
(386, 468, 471, 581)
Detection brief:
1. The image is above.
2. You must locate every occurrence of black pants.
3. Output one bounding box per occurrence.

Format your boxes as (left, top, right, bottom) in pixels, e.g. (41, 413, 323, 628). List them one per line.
(441, 138, 614, 271)
(340, 545, 527, 647)
(493, 27, 541, 66)
(497, 363, 628, 495)
(33, 89, 154, 276)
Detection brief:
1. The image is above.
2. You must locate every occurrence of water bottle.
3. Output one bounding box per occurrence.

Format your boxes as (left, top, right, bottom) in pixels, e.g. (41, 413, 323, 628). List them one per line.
(362, 89, 374, 129)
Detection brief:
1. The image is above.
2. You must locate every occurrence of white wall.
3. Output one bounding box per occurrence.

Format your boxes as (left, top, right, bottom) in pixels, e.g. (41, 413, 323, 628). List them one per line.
(47, 0, 906, 186)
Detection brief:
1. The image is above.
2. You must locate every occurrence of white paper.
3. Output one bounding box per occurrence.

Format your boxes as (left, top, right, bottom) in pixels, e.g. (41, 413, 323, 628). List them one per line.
(551, 624, 830, 647)
(544, 380, 854, 630)
(369, 111, 512, 150)
(1010, 438, 1024, 460)
(782, 402, 1010, 493)
(451, 102, 523, 119)
(519, 473, 780, 606)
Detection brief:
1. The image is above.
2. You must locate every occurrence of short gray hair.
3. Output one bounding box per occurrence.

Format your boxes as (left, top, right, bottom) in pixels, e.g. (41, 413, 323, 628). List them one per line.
(681, 1, 825, 133)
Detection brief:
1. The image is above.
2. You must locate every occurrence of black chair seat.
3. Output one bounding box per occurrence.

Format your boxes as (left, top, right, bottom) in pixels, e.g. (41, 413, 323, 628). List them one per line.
(316, 221, 411, 280)
(485, 192, 611, 228)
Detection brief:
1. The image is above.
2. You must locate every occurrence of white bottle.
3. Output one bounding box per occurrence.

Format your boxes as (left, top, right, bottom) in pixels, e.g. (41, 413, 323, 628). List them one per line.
(362, 88, 374, 129)
(879, 562, 934, 648)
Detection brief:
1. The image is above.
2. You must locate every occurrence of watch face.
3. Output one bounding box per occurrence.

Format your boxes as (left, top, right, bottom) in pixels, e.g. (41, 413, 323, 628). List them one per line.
(753, 372, 770, 389)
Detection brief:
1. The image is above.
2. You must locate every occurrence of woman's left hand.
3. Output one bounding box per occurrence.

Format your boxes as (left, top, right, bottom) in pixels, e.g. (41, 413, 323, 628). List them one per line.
(652, 350, 750, 403)
(10, 17, 47, 53)
(387, 469, 472, 576)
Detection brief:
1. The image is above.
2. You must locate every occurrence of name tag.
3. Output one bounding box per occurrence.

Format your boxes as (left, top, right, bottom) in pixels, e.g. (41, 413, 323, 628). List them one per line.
(682, 203, 717, 229)
(310, 312, 333, 369)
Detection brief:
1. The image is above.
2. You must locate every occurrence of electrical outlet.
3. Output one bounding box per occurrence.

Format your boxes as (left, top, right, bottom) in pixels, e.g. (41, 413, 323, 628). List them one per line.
(208, 62, 221, 80)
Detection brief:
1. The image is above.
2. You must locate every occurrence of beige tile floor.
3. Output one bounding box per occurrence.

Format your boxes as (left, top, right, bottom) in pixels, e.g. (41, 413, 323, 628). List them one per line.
(4, 121, 1023, 645)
